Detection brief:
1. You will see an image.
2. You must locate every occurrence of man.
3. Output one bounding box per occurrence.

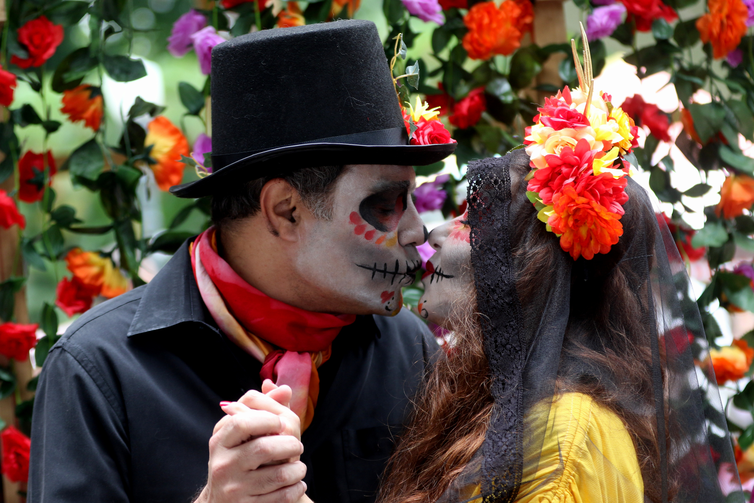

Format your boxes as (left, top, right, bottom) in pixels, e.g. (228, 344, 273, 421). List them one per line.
(29, 20, 456, 503)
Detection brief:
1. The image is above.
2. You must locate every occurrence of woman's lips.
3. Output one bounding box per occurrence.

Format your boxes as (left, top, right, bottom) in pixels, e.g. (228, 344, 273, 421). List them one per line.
(422, 260, 435, 280)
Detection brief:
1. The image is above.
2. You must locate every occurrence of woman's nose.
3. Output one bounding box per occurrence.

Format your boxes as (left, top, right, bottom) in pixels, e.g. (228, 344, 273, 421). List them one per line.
(427, 218, 456, 250)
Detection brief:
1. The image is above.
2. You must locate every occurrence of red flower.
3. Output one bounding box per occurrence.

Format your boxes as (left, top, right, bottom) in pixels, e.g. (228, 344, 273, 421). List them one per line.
(1, 426, 30, 483)
(512, 0, 534, 35)
(439, 0, 467, 8)
(221, 0, 269, 9)
(11, 16, 64, 69)
(697, 0, 748, 59)
(449, 87, 487, 129)
(538, 106, 589, 131)
(0, 67, 17, 107)
(61, 85, 103, 131)
(56, 277, 98, 317)
(619, 95, 670, 142)
(527, 139, 600, 205)
(425, 84, 454, 117)
(619, 0, 677, 31)
(463, 1, 524, 60)
(18, 151, 56, 203)
(662, 214, 705, 262)
(0, 190, 25, 230)
(411, 119, 457, 145)
(0, 322, 38, 361)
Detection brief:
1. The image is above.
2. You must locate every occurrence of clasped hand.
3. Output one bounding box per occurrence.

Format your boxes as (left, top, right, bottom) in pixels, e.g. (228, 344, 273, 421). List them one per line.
(194, 380, 312, 503)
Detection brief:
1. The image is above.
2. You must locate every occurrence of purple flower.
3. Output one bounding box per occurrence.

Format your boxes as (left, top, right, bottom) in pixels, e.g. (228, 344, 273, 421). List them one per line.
(744, 0, 754, 27)
(167, 10, 207, 58)
(192, 133, 212, 171)
(591, 0, 616, 5)
(401, 0, 444, 24)
(414, 174, 450, 213)
(734, 262, 754, 284)
(728, 49, 744, 68)
(417, 241, 435, 268)
(191, 26, 225, 75)
(585, 4, 626, 40)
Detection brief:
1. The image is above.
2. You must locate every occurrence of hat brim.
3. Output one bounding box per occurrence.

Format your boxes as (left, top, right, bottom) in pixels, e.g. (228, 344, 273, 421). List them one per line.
(170, 141, 457, 198)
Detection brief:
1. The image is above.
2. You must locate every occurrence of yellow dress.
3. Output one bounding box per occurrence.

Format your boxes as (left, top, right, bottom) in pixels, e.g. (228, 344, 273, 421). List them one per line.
(464, 393, 644, 502)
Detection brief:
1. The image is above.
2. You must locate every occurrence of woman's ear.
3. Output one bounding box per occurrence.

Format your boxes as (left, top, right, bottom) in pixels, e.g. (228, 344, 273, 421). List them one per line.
(258, 179, 303, 241)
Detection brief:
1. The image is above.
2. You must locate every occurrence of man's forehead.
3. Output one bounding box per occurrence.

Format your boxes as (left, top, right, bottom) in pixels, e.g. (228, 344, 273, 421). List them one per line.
(341, 164, 416, 190)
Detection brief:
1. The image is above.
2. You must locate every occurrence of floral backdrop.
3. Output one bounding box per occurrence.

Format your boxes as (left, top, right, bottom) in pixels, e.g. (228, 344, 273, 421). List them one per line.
(0, 0, 753, 498)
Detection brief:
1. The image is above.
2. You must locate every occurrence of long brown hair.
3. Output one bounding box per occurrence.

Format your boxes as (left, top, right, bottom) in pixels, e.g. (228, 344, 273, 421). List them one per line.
(378, 156, 669, 503)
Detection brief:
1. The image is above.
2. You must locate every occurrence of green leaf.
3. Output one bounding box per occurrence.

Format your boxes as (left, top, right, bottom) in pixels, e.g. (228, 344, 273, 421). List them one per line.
(103, 55, 147, 83)
(42, 120, 61, 134)
(40, 302, 58, 339)
(725, 491, 749, 503)
(383, 0, 405, 25)
(740, 423, 754, 450)
(399, 39, 408, 60)
(476, 125, 504, 154)
(509, 46, 542, 90)
(736, 215, 754, 234)
(415, 161, 445, 177)
(34, 335, 54, 367)
(674, 18, 700, 48)
(689, 102, 726, 144)
(66, 139, 105, 181)
(734, 232, 754, 253)
(558, 57, 578, 86)
(27, 375, 39, 392)
(67, 224, 113, 235)
(402, 286, 423, 308)
(43, 187, 56, 214)
(42, 225, 65, 260)
(405, 61, 420, 90)
(691, 221, 728, 248)
(12, 104, 41, 127)
(52, 48, 99, 93)
(610, 21, 634, 46)
(128, 97, 165, 119)
(485, 77, 515, 103)
(0, 367, 16, 400)
(431, 26, 451, 55)
(719, 145, 754, 174)
(178, 82, 205, 116)
(50, 205, 80, 228)
(21, 238, 46, 272)
(0, 277, 25, 322)
(148, 231, 194, 254)
(684, 183, 712, 197)
(733, 380, 754, 411)
(45, 1, 90, 25)
(729, 99, 754, 142)
(651, 18, 674, 40)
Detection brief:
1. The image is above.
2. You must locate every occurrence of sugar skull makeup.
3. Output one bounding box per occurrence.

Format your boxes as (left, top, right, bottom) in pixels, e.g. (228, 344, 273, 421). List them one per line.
(418, 212, 473, 327)
(294, 164, 426, 316)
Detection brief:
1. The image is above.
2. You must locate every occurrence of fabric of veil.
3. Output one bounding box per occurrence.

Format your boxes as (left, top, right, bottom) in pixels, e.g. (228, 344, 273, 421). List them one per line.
(437, 150, 744, 503)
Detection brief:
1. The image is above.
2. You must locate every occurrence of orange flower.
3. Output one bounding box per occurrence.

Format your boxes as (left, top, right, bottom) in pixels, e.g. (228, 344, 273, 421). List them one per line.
(144, 116, 189, 191)
(278, 2, 305, 27)
(680, 108, 703, 144)
(512, 0, 534, 34)
(549, 185, 623, 260)
(61, 85, 103, 131)
(65, 248, 129, 299)
(463, 1, 524, 60)
(697, 0, 748, 59)
(709, 339, 754, 384)
(331, 0, 360, 18)
(716, 173, 754, 219)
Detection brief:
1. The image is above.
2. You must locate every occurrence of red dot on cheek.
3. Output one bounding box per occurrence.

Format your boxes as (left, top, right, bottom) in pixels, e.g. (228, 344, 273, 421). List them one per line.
(354, 224, 366, 235)
(364, 230, 375, 240)
(349, 212, 361, 225)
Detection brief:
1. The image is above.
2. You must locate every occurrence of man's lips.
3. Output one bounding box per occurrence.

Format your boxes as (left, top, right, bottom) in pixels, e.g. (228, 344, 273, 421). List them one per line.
(355, 259, 422, 285)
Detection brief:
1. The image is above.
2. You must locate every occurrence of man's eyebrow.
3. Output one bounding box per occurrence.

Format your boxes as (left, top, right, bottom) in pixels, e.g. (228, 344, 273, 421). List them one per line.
(368, 180, 412, 193)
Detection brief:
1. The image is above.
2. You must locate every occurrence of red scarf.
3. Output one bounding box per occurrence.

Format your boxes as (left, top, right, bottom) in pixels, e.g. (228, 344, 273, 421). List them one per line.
(190, 227, 355, 430)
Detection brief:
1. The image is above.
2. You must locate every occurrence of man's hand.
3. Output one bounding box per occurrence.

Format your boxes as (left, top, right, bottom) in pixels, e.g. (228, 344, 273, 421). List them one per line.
(194, 389, 307, 503)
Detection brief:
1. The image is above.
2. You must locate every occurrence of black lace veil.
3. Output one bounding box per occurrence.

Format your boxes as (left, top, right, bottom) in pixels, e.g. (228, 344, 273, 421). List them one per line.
(438, 149, 743, 503)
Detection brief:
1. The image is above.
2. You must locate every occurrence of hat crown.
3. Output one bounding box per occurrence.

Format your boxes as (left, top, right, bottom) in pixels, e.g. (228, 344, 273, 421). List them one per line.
(210, 20, 404, 161)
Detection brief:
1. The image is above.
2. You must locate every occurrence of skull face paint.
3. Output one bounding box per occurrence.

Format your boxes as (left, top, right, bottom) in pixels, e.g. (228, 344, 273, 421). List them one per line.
(418, 212, 474, 327)
(294, 165, 425, 316)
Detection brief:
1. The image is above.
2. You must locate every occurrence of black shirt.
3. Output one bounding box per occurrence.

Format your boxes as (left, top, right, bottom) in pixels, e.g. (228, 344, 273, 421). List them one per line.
(29, 240, 438, 503)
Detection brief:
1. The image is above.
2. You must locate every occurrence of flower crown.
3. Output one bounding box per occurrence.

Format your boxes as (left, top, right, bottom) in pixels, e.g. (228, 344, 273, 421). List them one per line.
(524, 25, 637, 261)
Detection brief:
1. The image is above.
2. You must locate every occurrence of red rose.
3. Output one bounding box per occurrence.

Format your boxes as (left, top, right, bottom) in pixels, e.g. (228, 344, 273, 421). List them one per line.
(411, 119, 457, 145)
(0, 426, 30, 483)
(449, 87, 486, 129)
(439, 0, 468, 8)
(221, 0, 269, 8)
(18, 150, 56, 203)
(0, 67, 16, 107)
(0, 322, 38, 361)
(56, 277, 97, 317)
(425, 84, 454, 117)
(0, 190, 24, 230)
(640, 105, 671, 142)
(539, 106, 589, 131)
(619, 0, 677, 32)
(11, 16, 64, 69)
(619, 94, 644, 121)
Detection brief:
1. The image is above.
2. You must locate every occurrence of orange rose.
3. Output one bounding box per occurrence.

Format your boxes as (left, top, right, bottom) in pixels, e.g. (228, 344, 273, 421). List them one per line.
(463, 1, 524, 60)
(331, 0, 361, 17)
(512, 0, 534, 34)
(61, 85, 103, 131)
(716, 173, 754, 219)
(278, 2, 305, 27)
(697, 0, 748, 59)
(144, 116, 190, 191)
(709, 339, 754, 384)
(65, 248, 129, 299)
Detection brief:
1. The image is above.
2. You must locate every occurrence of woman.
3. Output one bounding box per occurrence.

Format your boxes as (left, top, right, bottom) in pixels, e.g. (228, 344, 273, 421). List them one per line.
(376, 82, 742, 503)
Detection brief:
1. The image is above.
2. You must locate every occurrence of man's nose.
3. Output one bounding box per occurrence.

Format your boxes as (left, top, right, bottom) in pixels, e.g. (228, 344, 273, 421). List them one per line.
(397, 198, 427, 247)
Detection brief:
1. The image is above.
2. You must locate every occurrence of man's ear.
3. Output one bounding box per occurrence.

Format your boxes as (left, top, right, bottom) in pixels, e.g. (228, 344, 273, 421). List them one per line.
(259, 179, 302, 240)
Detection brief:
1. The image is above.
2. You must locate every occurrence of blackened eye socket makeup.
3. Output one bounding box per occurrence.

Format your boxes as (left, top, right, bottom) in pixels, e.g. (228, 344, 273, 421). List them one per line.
(358, 182, 410, 232)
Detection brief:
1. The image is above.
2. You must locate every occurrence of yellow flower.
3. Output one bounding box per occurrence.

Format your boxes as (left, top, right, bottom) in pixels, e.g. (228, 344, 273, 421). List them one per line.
(592, 147, 622, 177)
(610, 106, 636, 153)
(407, 96, 441, 123)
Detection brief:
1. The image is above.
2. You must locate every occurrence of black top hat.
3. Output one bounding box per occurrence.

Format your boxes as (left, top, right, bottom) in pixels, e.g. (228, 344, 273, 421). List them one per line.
(170, 20, 456, 198)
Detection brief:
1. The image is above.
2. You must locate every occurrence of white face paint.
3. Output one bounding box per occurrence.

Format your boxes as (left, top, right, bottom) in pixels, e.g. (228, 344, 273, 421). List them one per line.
(294, 165, 426, 316)
(418, 211, 473, 327)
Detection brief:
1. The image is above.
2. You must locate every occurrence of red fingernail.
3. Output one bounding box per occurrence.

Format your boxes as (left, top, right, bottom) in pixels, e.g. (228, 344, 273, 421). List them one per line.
(219, 401, 232, 407)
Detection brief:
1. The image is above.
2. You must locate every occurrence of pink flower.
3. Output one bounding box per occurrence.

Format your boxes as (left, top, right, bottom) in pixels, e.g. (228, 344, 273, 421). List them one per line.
(401, 0, 445, 24)
(586, 4, 626, 40)
(728, 48, 744, 67)
(191, 26, 225, 75)
(744, 0, 754, 26)
(414, 175, 450, 213)
(192, 133, 212, 171)
(168, 10, 207, 57)
(538, 106, 589, 131)
(417, 241, 435, 268)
